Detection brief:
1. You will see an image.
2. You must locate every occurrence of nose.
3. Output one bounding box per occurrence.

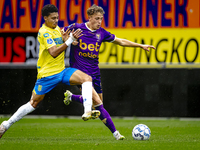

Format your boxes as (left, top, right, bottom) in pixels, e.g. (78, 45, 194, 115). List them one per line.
(98, 20, 102, 24)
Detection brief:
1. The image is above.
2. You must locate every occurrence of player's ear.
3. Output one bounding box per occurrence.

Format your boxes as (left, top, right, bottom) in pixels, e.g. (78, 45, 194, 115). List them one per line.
(88, 15, 92, 21)
(44, 16, 47, 21)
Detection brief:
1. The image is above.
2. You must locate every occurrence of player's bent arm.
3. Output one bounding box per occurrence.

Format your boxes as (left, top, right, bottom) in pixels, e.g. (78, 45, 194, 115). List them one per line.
(48, 44, 68, 58)
(113, 37, 156, 52)
(48, 28, 83, 58)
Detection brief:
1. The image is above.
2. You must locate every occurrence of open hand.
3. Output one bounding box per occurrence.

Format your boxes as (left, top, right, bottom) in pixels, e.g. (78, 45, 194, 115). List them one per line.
(61, 28, 83, 42)
(141, 45, 156, 52)
(71, 28, 83, 39)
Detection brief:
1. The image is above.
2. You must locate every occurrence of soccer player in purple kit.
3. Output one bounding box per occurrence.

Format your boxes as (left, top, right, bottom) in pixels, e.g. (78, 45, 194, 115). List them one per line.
(63, 4, 156, 140)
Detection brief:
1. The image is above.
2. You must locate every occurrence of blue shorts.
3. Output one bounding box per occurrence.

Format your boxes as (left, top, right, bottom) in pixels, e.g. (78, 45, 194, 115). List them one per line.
(33, 67, 77, 95)
(77, 74, 102, 94)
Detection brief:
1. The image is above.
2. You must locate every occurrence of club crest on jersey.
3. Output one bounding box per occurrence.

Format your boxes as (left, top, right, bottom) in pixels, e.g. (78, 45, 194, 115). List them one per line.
(47, 38, 53, 44)
(96, 34, 100, 41)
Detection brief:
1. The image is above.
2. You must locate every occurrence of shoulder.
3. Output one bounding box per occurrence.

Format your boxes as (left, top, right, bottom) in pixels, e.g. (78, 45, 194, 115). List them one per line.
(98, 27, 111, 35)
(75, 23, 85, 28)
(38, 26, 46, 34)
(56, 26, 61, 31)
(99, 27, 107, 32)
(69, 23, 84, 28)
(64, 23, 85, 31)
(38, 27, 53, 41)
(39, 26, 48, 35)
(98, 27, 113, 35)
(38, 27, 46, 39)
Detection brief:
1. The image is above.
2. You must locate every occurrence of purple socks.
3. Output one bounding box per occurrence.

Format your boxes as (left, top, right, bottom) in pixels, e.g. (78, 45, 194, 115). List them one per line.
(95, 104, 116, 133)
(71, 94, 117, 133)
(71, 95, 83, 103)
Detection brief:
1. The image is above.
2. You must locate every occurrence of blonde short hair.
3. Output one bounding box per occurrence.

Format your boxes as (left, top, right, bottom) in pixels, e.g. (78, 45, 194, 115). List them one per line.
(87, 4, 105, 16)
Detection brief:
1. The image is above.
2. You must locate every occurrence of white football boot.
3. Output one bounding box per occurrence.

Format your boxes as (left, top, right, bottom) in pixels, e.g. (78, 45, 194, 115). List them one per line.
(63, 90, 72, 105)
(0, 121, 7, 139)
(113, 130, 125, 140)
(82, 110, 101, 121)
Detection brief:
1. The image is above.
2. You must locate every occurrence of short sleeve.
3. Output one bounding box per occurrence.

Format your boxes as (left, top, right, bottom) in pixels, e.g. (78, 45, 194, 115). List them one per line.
(102, 28, 115, 42)
(42, 32, 56, 49)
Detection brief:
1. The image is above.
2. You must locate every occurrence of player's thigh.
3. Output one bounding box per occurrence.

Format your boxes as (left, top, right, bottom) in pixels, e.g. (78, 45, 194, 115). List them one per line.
(33, 75, 60, 95)
(92, 75, 103, 99)
(69, 69, 92, 85)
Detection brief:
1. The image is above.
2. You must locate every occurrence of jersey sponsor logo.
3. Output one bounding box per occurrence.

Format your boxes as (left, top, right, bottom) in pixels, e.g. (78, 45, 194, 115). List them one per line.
(79, 39, 100, 52)
(53, 37, 63, 45)
(43, 33, 49, 38)
(47, 38, 53, 44)
(79, 52, 98, 58)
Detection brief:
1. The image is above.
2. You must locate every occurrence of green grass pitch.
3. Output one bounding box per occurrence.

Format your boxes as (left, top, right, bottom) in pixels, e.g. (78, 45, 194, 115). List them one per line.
(0, 117, 199, 150)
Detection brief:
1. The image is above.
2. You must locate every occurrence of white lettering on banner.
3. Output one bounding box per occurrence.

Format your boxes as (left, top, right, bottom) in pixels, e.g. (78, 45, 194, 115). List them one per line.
(26, 36, 39, 64)
(26, 36, 37, 58)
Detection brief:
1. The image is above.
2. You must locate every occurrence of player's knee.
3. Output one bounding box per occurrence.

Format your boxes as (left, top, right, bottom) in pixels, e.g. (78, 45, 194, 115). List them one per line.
(92, 96, 102, 105)
(83, 74, 92, 82)
(30, 100, 40, 108)
(30, 95, 44, 108)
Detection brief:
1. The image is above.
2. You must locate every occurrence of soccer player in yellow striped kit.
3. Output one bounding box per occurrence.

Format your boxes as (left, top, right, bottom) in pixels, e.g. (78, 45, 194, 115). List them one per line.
(0, 4, 101, 139)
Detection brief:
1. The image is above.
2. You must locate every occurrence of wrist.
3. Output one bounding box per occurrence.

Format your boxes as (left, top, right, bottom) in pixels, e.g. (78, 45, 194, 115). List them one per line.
(70, 32, 76, 41)
(65, 37, 74, 46)
(65, 33, 76, 46)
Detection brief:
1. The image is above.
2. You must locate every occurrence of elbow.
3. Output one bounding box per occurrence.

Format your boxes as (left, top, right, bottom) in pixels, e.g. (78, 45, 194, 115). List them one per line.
(52, 55, 57, 58)
(52, 54, 58, 58)
(119, 42, 125, 46)
(49, 51, 58, 58)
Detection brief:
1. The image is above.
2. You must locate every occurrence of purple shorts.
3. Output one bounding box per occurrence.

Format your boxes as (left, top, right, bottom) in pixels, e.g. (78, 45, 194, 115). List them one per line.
(78, 74, 102, 94)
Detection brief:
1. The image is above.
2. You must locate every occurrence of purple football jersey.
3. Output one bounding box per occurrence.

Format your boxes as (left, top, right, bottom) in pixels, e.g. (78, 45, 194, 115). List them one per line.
(64, 23, 115, 76)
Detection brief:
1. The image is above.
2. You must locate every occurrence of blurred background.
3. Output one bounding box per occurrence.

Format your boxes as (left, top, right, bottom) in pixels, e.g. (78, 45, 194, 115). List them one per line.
(0, 0, 200, 117)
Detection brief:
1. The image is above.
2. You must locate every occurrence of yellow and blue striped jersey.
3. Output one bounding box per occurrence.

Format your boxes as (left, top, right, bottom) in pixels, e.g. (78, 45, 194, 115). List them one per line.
(37, 24, 65, 79)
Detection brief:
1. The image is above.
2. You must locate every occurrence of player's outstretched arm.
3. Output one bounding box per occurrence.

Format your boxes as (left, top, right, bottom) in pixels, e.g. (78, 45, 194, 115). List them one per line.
(48, 28, 82, 58)
(113, 37, 156, 52)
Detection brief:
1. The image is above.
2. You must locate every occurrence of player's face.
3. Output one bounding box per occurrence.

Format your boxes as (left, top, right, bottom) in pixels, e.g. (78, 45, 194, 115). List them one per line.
(44, 12, 59, 29)
(88, 12, 103, 30)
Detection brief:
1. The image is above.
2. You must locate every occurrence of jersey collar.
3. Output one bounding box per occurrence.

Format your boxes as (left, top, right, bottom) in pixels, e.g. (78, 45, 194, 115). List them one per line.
(85, 23, 96, 32)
